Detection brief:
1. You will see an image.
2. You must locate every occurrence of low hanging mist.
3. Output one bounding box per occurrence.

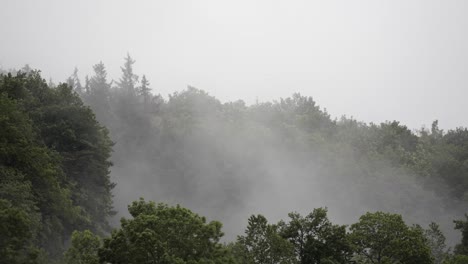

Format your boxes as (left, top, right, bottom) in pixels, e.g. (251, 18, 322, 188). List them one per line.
(3, 1, 468, 262)
(57, 56, 466, 244)
(2, 57, 468, 264)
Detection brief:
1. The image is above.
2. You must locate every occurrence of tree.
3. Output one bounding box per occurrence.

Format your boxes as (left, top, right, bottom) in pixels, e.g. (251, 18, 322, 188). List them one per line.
(35, 83, 115, 234)
(443, 255, 468, 264)
(64, 230, 100, 264)
(84, 75, 90, 95)
(349, 212, 433, 264)
(278, 208, 351, 264)
(454, 215, 468, 255)
(235, 214, 296, 264)
(0, 71, 115, 261)
(99, 199, 233, 264)
(87, 61, 113, 126)
(0, 199, 40, 264)
(66, 67, 83, 95)
(425, 222, 448, 264)
(138, 74, 151, 104)
(117, 53, 138, 96)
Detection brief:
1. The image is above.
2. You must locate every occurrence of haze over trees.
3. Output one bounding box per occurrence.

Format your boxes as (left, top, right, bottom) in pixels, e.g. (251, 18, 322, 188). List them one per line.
(1, 57, 468, 263)
(76, 56, 468, 235)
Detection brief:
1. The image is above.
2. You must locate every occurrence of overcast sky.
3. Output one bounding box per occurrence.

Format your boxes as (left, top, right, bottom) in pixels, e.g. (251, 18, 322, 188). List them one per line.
(1, 0, 467, 130)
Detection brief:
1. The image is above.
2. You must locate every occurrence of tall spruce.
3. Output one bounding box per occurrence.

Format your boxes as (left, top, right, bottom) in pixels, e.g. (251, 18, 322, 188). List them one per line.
(87, 62, 113, 126)
(117, 53, 138, 96)
(66, 67, 83, 95)
(138, 74, 151, 104)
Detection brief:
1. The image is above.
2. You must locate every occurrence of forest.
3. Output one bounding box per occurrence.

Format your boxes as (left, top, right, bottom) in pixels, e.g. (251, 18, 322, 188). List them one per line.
(1, 56, 468, 264)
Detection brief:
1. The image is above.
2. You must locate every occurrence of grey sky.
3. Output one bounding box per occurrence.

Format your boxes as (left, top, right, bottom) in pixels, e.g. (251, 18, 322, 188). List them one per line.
(1, 0, 467, 130)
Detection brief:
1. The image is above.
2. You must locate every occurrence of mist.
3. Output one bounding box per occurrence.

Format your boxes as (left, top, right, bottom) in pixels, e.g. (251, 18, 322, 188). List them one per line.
(2, 0, 468, 130)
(2, 0, 468, 259)
(101, 87, 464, 245)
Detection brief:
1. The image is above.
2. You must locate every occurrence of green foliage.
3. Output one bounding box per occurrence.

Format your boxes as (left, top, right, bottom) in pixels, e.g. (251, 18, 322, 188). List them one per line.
(64, 230, 100, 264)
(0, 83, 78, 257)
(425, 222, 449, 264)
(139, 74, 151, 100)
(0, 199, 40, 264)
(85, 62, 113, 126)
(99, 198, 233, 264)
(36, 83, 115, 234)
(454, 215, 468, 255)
(444, 255, 468, 264)
(4, 60, 468, 264)
(279, 208, 351, 264)
(72, 59, 468, 238)
(235, 214, 296, 264)
(349, 212, 433, 264)
(117, 53, 138, 95)
(448, 214, 468, 263)
(0, 71, 114, 261)
(66, 67, 83, 95)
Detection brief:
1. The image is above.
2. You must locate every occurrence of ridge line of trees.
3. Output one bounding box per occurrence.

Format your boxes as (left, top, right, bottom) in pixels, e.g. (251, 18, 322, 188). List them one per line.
(2, 55, 468, 263)
(66, 198, 468, 264)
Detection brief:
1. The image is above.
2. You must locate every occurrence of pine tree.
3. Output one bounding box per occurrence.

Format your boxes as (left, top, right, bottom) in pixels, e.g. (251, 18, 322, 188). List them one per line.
(84, 75, 90, 95)
(138, 74, 151, 104)
(117, 53, 138, 96)
(67, 67, 83, 95)
(72, 67, 83, 94)
(88, 62, 112, 126)
(48, 78, 56, 88)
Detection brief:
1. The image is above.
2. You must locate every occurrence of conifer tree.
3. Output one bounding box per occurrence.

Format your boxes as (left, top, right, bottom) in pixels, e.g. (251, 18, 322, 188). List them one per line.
(88, 62, 112, 126)
(66, 67, 83, 95)
(84, 75, 90, 95)
(117, 53, 138, 96)
(138, 74, 151, 105)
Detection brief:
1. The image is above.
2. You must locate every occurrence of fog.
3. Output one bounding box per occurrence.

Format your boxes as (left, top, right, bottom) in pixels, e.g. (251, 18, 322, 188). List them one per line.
(1, 0, 467, 247)
(2, 0, 468, 130)
(101, 88, 463, 244)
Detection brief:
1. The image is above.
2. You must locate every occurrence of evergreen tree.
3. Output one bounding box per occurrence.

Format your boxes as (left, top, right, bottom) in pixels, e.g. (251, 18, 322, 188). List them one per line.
(117, 53, 138, 96)
(66, 67, 83, 95)
(84, 75, 90, 95)
(87, 62, 113, 126)
(138, 74, 151, 104)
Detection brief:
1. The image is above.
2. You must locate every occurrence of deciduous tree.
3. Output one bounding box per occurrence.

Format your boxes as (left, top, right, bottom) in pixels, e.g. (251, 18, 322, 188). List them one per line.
(349, 212, 432, 264)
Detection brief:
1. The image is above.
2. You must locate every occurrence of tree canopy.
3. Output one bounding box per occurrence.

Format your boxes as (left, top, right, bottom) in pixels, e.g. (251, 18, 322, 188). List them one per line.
(0, 71, 114, 262)
(99, 199, 233, 264)
(2, 60, 468, 263)
(349, 212, 432, 264)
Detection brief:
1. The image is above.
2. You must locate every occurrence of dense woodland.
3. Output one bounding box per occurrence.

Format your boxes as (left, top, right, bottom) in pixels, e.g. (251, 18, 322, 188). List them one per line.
(2, 55, 468, 263)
